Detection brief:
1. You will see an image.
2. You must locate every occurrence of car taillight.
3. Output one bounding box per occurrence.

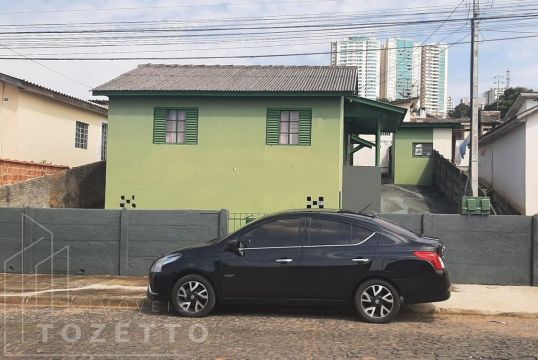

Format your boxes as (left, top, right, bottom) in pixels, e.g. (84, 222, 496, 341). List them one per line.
(414, 251, 445, 271)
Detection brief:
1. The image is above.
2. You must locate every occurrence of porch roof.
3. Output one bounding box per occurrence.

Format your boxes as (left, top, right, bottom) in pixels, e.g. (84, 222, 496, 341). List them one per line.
(344, 97, 407, 134)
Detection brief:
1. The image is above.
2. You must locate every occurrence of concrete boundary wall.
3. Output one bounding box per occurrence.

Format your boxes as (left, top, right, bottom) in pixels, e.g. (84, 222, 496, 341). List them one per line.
(380, 213, 536, 286)
(0, 208, 536, 285)
(0, 208, 228, 276)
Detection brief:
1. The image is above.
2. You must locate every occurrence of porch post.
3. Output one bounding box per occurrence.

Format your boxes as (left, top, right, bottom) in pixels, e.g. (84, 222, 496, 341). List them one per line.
(375, 122, 381, 167)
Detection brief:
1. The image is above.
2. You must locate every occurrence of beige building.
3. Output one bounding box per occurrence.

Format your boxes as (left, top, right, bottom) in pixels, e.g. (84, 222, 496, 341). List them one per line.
(0, 73, 108, 167)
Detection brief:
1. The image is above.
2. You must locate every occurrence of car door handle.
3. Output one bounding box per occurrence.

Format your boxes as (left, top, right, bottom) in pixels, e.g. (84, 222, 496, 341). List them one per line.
(275, 258, 293, 263)
(352, 258, 370, 263)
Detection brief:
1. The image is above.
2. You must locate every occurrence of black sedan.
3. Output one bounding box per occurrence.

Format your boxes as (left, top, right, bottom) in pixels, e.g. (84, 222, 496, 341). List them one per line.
(147, 210, 450, 323)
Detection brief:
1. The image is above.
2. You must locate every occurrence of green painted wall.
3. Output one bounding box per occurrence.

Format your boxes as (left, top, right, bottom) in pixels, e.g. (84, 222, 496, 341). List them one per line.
(393, 128, 434, 185)
(105, 96, 344, 213)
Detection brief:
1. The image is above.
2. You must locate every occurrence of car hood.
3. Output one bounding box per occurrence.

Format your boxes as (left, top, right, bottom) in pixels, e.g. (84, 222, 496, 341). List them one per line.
(163, 237, 220, 256)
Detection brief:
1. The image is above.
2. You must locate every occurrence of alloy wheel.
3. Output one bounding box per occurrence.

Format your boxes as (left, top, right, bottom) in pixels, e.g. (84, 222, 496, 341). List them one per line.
(177, 281, 209, 313)
(360, 284, 394, 319)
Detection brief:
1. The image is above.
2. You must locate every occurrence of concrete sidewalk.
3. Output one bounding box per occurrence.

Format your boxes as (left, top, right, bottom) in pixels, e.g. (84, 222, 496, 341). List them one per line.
(1, 273, 537, 318)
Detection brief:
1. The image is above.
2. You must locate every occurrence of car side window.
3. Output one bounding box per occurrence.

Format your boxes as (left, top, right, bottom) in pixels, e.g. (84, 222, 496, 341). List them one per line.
(309, 218, 351, 246)
(239, 218, 301, 248)
(351, 225, 375, 244)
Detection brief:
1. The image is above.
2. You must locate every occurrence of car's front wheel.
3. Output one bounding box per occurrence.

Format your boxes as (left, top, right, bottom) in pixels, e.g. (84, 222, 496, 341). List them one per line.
(354, 279, 401, 323)
(171, 274, 216, 317)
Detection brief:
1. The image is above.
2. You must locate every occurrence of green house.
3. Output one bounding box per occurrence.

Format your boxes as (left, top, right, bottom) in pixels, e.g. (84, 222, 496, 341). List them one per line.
(392, 122, 459, 186)
(93, 65, 406, 215)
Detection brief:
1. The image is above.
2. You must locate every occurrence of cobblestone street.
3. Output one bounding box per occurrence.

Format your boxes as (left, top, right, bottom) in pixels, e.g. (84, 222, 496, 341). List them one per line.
(2, 304, 537, 359)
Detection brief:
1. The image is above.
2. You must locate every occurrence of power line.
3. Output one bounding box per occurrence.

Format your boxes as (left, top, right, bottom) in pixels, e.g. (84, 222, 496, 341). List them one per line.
(0, 33, 536, 61)
(359, 0, 468, 97)
(0, 41, 92, 88)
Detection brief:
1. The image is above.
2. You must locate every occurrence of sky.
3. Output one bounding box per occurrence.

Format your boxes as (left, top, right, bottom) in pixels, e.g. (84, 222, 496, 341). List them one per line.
(0, 0, 536, 102)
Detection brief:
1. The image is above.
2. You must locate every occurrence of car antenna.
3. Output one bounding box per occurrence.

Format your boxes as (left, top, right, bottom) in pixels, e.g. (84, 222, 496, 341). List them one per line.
(360, 203, 371, 213)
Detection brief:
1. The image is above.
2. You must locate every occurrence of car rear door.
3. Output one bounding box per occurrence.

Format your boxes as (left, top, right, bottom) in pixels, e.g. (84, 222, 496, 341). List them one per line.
(219, 216, 305, 300)
(297, 216, 378, 302)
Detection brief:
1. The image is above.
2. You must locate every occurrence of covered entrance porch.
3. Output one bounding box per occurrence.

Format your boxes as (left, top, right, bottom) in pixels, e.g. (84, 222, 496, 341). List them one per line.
(341, 97, 407, 213)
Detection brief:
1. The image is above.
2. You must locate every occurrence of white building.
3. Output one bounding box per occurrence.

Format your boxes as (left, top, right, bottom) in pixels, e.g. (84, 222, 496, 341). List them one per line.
(381, 38, 421, 101)
(447, 96, 454, 113)
(331, 37, 380, 100)
(479, 92, 538, 215)
(420, 44, 448, 118)
(483, 87, 505, 105)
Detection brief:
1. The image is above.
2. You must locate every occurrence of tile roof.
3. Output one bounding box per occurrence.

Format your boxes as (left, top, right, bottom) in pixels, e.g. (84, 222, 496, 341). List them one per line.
(93, 64, 357, 94)
(0, 73, 107, 116)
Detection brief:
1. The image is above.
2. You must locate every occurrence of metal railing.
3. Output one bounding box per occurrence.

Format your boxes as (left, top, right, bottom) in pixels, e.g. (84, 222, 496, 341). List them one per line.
(228, 212, 266, 233)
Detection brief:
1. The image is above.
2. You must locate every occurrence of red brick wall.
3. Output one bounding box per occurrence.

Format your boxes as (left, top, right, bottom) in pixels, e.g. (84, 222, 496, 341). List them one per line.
(0, 159, 68, 186)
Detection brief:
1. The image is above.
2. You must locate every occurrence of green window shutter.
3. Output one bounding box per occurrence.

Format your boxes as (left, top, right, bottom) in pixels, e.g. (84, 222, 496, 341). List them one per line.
(266, 109, 280, 145)
(184, 108, 199, 145)
(298, 109, 312, 146)
(153, 108, 167, 144)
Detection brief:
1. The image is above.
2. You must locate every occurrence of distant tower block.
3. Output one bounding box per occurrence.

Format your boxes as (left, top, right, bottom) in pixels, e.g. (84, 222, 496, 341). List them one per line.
(506, 69, 511, 89)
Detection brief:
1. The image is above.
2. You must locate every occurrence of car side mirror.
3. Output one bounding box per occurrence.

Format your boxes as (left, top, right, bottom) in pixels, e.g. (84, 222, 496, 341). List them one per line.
(227, 239, 245, 256)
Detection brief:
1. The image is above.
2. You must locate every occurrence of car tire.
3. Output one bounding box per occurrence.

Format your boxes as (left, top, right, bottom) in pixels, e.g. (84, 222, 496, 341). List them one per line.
(354, 279, 401, 323)
(171, 274, 216, 317)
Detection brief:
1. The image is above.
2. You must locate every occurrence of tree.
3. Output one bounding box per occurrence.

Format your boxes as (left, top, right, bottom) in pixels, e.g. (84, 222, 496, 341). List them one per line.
(484, 87, 534, 118)
(449, 102, 471, 118)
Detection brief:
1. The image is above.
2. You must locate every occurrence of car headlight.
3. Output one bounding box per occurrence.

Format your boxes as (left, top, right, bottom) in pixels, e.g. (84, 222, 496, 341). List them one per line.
(150, 254, 181, 273)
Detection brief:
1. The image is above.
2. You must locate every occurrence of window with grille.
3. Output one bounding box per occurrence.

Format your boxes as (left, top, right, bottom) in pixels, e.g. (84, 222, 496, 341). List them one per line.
(266, 109, 311, 146)
(166, 110, 186, 144)
(100, 123, 108, 160)
(153, 108, 198, 145)
(279, 110, 299, 144)
(75, 121, 88, 149)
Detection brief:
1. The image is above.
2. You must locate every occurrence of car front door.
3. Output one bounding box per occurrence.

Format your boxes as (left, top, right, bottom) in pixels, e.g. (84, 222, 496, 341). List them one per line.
(219, 217, 304, 300)
(297, 216, 377, 302)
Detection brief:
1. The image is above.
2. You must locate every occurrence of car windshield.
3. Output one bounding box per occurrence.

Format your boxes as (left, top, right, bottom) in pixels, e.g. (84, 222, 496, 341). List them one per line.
(374, 217, 421, 239)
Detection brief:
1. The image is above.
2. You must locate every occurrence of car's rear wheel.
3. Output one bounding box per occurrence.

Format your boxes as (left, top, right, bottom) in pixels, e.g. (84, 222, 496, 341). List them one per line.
(171, 274, 216, 317)
(354, 279, 401, 323)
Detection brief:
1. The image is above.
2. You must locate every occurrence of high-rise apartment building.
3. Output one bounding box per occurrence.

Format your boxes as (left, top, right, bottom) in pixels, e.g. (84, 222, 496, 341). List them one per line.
(484, 87, 505, 105)
(380, 38, 421, 101)
(420, 44, 449, 117)
(331, 37, 380, 99)
(447, 96, 454, 113)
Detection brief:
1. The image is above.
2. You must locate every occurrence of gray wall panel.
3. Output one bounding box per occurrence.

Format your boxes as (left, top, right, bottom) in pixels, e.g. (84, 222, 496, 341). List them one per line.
(0, 208, 223, 276)
(342, 166, 381, 213)
(0, 208, 536, 285)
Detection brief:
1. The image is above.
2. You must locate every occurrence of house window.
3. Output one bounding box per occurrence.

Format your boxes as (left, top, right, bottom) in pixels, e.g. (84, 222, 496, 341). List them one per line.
(166, 110, 186, 144)
(153, 108, 198, 145)
(412, 143, 433, 158)
(266, 109, 311, 146)
(279, 110, 299, 145)
(100, 123, 108, 161)
(75, 121, 88, 149)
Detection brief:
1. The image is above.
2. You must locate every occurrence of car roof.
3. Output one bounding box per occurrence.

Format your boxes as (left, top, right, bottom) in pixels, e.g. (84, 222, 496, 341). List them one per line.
(267, 209, 377, 221)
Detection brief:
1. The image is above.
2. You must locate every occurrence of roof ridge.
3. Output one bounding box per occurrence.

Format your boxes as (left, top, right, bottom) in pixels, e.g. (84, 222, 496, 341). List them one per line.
(137, 63, 353, 69)
(0, 72, 107, 115)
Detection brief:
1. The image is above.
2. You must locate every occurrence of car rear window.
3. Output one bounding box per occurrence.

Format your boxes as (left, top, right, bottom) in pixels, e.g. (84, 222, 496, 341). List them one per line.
(374, 218, 420, 239)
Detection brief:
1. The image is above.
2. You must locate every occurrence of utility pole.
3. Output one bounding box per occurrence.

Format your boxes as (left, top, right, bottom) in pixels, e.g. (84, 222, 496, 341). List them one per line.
(493, 74, 505, 110)
(469, 0, 480, 197)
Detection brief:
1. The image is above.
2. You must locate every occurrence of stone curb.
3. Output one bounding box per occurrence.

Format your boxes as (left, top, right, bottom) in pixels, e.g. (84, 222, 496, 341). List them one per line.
(2, 294, 537, 318)
(1, 294, 146, 309)
(404, 304, 538, 319)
